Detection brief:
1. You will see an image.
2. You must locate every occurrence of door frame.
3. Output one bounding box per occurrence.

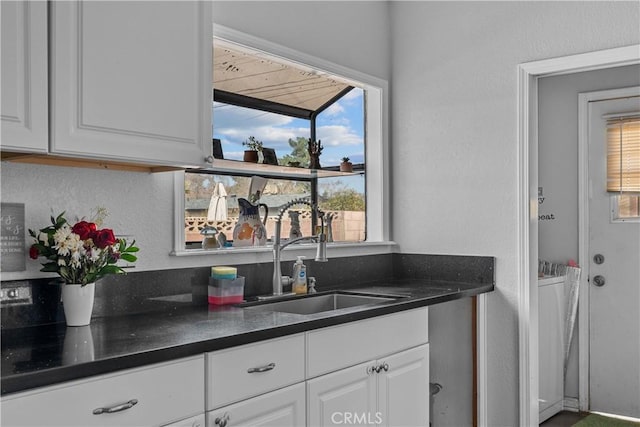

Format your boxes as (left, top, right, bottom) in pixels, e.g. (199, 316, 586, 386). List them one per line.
(577, 86, 640, 412)
(517, 45, 640, 426)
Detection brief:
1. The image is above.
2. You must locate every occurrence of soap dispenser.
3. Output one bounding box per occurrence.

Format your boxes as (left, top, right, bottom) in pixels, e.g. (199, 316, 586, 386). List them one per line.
(292, 256, 308, 294)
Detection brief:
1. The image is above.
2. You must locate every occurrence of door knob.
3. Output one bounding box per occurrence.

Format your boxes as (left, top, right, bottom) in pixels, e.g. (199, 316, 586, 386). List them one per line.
(593, 275, 606, 287)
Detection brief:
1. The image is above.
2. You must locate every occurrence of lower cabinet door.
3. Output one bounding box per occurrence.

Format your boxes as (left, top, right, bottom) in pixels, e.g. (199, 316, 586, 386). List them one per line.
(207, 383, 305, 427)
(377, 344, 429, 427)
(307, 361, 377, 427)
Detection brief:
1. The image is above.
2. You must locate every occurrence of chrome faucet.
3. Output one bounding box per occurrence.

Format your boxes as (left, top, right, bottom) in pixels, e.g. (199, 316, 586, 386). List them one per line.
(271, 198, 328, 296)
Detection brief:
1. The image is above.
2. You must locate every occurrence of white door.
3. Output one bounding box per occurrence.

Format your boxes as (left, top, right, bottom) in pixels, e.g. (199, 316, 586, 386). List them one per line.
(307, 361, 377, 427)
(377, 344, 429, 427)
(588, 92, 640, 418)
(49, 1, 210, 167)
(0, 0, 48, 153)
(206, 383, 305, 427)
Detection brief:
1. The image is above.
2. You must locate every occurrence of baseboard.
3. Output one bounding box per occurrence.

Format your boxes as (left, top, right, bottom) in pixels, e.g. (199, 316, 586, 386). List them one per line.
(540, 401, 564, 423)
(563, 397, 580, 412)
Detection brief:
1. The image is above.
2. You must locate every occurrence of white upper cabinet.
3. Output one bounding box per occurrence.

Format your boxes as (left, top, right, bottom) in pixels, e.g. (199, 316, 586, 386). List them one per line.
(1, 1, 48, 153)
(49, 1, 211, 167)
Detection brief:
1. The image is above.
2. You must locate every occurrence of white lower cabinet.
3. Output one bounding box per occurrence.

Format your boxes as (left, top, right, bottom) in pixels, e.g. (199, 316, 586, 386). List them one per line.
(307, 344, 429, 427)
(206, 383, 305, 427)
(0, 355, 204, 427)
(1, 308, 430, 427)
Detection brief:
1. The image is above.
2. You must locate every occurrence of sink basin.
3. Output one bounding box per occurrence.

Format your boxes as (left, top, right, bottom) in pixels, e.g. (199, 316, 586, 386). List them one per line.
(241, 292, 405, 315)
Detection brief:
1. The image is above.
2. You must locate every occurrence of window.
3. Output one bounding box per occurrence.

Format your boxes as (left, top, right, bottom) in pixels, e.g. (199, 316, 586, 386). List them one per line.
(173, 26, 388, 253)
(607, 117, 640, 221)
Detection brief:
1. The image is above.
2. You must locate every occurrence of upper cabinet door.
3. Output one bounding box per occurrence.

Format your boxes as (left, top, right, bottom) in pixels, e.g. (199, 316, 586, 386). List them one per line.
(50, 1, 211, 167)
(1, 1, 48, 153)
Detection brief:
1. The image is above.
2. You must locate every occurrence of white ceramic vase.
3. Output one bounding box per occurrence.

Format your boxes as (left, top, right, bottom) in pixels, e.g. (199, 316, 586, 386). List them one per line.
(61, 282, 95, 327)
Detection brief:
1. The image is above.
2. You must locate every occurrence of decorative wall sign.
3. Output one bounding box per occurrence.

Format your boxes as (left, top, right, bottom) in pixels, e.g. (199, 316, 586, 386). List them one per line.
(537, 187, 556, 221)
(1, 203, 26, 272)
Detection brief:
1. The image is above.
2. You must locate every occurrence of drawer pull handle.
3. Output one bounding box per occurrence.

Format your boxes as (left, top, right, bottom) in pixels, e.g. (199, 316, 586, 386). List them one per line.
(247, 362, 276, 373)
(93, 399, 138, 415)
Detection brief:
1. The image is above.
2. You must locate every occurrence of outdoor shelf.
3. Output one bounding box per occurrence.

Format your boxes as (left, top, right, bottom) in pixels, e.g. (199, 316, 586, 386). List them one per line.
(190, 158, 364, 180)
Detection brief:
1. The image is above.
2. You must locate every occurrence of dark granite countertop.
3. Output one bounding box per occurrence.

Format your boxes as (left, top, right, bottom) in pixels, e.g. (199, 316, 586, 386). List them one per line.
(1, 279, 493, 396)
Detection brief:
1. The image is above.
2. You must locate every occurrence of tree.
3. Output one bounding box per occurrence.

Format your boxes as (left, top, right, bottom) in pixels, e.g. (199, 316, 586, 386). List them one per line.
(320, 189, 365, 211)
(279, 137, 310, 167)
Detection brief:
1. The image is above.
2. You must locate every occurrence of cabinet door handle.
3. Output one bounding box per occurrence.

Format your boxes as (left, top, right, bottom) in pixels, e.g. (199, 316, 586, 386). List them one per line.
(366, 365, 376, 375)
(215, 412, 230, 427)
(93, 398, 138, 415)
(374, 362, 389, 373)
(247, 362, 276, 373)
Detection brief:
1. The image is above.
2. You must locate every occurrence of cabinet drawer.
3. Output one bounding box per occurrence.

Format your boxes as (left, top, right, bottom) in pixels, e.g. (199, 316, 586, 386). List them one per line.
(206, 334, 305, 410)
(307, 308, 428, 378)
(1, 355, 204, 427)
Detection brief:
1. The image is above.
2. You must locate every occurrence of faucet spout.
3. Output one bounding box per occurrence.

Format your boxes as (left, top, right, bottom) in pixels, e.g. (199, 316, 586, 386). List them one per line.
(271, 198, 328, 296)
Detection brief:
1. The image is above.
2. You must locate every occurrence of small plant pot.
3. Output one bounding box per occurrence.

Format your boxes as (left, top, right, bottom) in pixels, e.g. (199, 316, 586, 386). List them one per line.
(243, 150, 259, 163)
(340, 162, 353, 173)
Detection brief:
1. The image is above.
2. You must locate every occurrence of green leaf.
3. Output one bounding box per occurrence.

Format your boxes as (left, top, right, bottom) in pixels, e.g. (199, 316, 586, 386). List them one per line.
(100, 265, 123, 275)
(125, 246, 139, 253)
(40, 263, 59, 272)
(120, 253, 137, 263)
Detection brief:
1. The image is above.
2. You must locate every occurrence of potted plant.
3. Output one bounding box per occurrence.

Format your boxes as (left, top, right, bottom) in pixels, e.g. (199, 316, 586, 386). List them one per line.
(242, 136, 263, 163)
(29, 210, 138, 326)
(340, 157, 353, 173)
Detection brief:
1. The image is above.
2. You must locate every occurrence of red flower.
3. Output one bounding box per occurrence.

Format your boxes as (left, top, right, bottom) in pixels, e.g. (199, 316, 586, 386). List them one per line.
(72, 221, 97, 241)
(29, 245, 39, 259)
(93, 228, 117, 249)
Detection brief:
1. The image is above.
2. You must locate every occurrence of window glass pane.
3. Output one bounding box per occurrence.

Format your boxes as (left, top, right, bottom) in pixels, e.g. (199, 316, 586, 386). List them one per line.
(316, 88, 365, 167)
(212, 102, 310, 163)
(615, 194, 640, 219)
(318, 175, 366, 242)
(185, 172, 366, 249)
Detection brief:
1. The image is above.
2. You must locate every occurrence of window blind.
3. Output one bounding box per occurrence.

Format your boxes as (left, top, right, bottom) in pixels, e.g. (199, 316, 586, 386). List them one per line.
(607, 118, 640, 193)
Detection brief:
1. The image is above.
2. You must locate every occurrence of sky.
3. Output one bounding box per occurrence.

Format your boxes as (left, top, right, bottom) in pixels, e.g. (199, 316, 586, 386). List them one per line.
(212, 88, 365, 167)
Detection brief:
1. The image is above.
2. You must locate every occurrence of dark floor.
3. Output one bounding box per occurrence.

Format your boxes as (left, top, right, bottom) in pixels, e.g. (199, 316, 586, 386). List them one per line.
(540, 411, 589, 426)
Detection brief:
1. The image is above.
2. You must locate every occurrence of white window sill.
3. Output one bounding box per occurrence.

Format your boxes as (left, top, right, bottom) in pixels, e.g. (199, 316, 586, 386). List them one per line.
(170, 241, 398, 265)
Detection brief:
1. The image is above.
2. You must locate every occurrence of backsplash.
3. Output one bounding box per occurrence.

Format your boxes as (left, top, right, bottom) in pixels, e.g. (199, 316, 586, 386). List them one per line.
(1, 253, 494, 329)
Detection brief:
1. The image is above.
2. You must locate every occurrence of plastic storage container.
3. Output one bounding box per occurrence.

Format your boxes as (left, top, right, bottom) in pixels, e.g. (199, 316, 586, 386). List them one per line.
(208, 276, 245, 305)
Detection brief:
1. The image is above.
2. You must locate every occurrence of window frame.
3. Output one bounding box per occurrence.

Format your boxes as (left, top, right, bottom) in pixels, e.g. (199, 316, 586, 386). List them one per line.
(171, 25, 390, 256)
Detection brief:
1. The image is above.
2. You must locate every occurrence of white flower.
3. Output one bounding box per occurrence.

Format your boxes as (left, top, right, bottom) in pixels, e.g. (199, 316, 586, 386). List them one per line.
(38, 232, 49, 246)
(67, 233, 83, 252)
(53, 224, 71, 244)
(54, 239, 70, 256)
(70, 250, 82, 268)
(89, 247, 101, 262)
(58, 258, 66, 266)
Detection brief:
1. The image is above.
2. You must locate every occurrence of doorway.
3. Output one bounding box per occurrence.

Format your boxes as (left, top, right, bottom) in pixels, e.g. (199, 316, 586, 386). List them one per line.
(579, 88, 640, 418)
(517, 45, 640, 426)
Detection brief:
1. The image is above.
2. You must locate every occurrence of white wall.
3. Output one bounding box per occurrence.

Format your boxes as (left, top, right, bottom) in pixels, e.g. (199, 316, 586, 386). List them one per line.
(538, 65, 640, 401)
(212, 1, 390, 81)
(389, 2, 639, 426)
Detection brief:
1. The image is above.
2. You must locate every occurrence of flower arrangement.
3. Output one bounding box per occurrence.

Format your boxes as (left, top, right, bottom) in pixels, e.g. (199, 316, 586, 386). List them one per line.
(28, 210, 138, 286)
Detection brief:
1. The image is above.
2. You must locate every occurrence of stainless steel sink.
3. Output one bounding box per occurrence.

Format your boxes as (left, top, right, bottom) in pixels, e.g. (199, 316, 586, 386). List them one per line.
(241, 292, 404, 315)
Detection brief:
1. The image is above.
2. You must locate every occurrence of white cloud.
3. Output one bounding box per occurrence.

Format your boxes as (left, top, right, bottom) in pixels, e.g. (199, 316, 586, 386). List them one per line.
(317, 125, 362, 146)
(323, 103, 345, 116)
